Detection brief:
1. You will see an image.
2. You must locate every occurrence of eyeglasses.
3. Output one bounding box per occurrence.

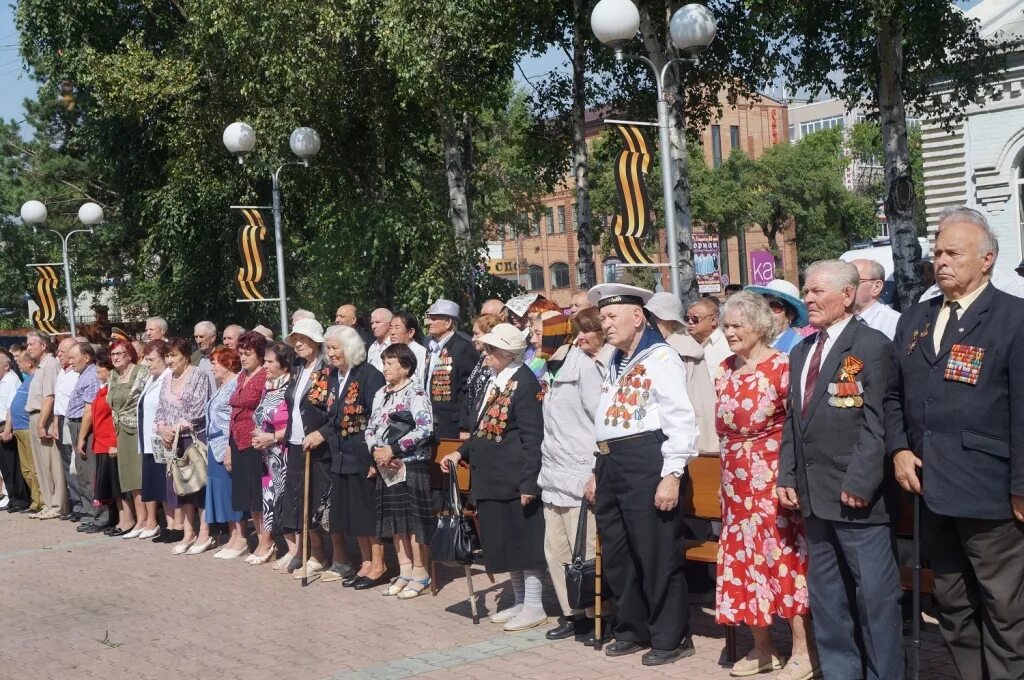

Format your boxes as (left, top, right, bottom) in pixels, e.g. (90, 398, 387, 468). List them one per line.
(109, 351, 128, 358)
(684, 315, 708, 324)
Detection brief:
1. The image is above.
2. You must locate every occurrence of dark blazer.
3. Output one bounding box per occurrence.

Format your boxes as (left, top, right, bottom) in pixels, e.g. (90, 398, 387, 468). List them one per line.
(885, 284, 1024, 520)
(321, 362, 385, 475)
(426, 332, 480, 439)
(283, 356, 331, 461)
(458, 364, 543, 501)
(780, 318, 895, 524)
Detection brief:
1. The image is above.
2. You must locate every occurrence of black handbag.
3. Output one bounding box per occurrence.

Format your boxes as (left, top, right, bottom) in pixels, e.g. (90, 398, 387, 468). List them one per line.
(564, 499, 596, 610)
(384, 410, 416, 448)
(429, 463, 476, 565)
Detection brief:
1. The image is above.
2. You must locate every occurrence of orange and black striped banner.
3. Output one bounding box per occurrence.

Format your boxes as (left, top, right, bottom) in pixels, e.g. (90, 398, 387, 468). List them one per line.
(610, 123, 655, 265)
(29, 264, 62, 335)
(235, 208, 269, 301)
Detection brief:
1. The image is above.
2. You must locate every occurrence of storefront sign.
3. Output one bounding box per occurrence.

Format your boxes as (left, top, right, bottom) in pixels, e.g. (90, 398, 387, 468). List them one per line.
(750, 250, 776, 286)
(693, 231, 722, 293)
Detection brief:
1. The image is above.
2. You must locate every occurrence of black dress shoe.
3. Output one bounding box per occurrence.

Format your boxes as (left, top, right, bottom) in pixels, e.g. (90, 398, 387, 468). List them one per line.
(641, 637, 695, 666)
(83, 524, 107, 534)
(155, 529, 183, 543)
(76, 523, 93, 532)
(584, 623, 613, 647)
(107, 527, 129, 537)
(546, 616, 586, 640)
(352, 574, 390, 590)
(605, 640, 649, 657)
(341, 575, 362, 588)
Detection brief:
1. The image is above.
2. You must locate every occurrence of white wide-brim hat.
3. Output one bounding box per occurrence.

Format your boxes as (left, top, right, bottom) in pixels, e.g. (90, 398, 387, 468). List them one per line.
(286, 318, 325, 345)
(478, 323, 528, 354)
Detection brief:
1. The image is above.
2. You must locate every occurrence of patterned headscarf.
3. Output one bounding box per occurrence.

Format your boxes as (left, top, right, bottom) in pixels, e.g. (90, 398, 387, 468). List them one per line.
(536, 311, 573, 375)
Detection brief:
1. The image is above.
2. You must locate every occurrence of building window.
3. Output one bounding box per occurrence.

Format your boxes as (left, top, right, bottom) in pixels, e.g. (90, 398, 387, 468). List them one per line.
(729, 125, 740, 152)
(550, 262, 570, 289)
(798, 115, 845, 138)
(711, 125, 722, 167)
(788, 124, 795, 142)
(546, 207, 555, 234)
(557, 205, 566, 233)
(603, 257, 622, 284)
(529, 212, 540, 237)
(528, 265, 545, 291)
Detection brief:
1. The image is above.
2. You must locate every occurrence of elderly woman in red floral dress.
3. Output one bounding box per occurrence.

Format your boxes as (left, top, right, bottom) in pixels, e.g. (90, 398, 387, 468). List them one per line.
(714, 291, 816, 680)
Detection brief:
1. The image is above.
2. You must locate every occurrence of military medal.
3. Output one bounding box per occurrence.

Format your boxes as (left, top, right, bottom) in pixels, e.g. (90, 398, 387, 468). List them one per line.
(944, 343, 984, 385)
(907, 322, 931, 355)
(828, 356, 865, 408)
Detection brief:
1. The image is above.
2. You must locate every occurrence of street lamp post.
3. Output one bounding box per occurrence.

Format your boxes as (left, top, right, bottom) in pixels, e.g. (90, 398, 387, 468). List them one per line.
(591, 0, 717, 297)
(224, 123, 321, 336)
(20, 200, 105, 337)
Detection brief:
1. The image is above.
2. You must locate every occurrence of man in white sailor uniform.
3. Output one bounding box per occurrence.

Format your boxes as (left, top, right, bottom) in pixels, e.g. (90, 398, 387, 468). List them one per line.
(587, 283, 700, 666)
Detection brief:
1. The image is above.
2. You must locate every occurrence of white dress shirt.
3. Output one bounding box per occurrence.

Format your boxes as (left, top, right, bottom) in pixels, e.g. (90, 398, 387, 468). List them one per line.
(139, 369, 170, 455)
(701, 328, 733, 376)
(800, 315, 855, 399)
(857, 301, 901, 340)
(367, 338, 391, 371)
(54, 366, 79, 417)
(427, 331, 454, 379)
(289, 365, 314, 445)
(919, 268, 1024, 302)
(0, 370, 22, 423)
(594, 343, 699, 478)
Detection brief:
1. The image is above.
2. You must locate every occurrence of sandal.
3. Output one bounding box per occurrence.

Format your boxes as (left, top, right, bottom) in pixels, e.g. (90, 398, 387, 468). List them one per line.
(730, 652, 783, 677)
(776, 655, 818, 680)
(382, 576, 411, 597)
(396, 576, 431, 600)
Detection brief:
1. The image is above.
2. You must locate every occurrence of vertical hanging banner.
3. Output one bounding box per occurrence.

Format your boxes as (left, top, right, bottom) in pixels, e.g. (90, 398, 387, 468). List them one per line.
(234, 208, 269, 301)
(692, 231, 723, 294)
(28, 264, 62, 335)
(608, 123, 655, 265)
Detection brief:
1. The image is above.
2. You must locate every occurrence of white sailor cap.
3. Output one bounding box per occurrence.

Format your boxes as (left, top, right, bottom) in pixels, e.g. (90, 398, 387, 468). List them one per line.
(587, 283, 654, 309)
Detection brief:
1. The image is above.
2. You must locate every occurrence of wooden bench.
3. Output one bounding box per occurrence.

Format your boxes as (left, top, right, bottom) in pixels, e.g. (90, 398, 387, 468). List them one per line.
(679, 454, 738, 662)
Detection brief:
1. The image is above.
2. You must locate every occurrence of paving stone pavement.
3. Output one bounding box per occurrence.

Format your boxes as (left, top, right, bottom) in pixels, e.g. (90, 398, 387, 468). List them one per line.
(0, 513, 959, 680)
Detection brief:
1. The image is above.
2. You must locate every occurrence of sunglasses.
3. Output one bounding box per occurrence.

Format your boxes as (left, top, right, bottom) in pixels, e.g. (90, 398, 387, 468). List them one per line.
(767, 300, 786, 312)
(684, 315, 708, 324)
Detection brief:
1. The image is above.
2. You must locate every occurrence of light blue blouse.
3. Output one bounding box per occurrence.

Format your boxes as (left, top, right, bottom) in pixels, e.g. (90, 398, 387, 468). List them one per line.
(206, 376, 238, 463)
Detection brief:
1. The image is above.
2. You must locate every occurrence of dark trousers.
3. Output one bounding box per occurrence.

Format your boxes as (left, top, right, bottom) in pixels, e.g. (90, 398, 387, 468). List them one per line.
(594, 441, 689, 651)
(804, 517, 903, 680)
(56, 416, 83, 513)
(69, 420, 109, 526)
(922, 506, 1024, 680)
(0, 429, 29, 506)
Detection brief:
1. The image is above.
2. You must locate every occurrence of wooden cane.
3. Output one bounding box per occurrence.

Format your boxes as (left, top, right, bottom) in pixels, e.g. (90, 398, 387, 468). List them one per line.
(594, 530, 603, 651)
(301, 446, 311, 587)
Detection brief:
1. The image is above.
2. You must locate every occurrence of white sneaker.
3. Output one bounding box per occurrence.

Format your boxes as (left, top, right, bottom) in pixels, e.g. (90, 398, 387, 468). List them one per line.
(503, 610, 549, 632)
(489, 604, 524, 624)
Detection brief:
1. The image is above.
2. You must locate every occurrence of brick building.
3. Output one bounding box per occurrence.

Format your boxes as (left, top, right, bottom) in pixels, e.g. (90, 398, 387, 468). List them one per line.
(485, 92, 797, 307)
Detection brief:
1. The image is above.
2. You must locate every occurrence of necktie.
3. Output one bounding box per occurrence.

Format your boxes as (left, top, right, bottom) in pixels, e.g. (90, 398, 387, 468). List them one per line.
(802, 330, 828, 419)
(939, 301, 961, 353)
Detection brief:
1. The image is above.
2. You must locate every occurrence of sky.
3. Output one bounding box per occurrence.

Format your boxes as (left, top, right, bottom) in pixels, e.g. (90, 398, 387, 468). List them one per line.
(0, 0, 988, 129)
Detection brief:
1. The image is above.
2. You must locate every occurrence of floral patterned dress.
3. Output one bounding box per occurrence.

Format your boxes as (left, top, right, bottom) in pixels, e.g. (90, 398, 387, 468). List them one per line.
(714, 351, 809, 627)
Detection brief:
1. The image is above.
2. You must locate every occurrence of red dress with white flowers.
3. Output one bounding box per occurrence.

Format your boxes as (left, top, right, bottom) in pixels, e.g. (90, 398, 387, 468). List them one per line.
(713, 351, 809, 627)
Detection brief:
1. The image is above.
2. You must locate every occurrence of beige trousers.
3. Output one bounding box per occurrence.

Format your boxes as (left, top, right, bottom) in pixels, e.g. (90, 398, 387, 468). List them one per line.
(14, 430, 42, 508)
(543, 502, 597, 617)
(28, 414, 67, 512)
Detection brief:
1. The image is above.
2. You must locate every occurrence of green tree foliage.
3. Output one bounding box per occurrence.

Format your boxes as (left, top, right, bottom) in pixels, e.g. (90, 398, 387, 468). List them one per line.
(848, 120, 927, 235)
(689, 129, 879, 270)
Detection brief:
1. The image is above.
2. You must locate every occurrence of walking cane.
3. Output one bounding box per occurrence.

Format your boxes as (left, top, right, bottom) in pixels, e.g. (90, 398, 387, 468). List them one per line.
(594, 531, 603, 651)
(911, 492, 921, 680)
(301, 446, 311, 587)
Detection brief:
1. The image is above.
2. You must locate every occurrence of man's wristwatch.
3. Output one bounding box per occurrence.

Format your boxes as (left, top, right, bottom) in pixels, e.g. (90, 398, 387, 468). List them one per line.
(668, 471, 682, 480)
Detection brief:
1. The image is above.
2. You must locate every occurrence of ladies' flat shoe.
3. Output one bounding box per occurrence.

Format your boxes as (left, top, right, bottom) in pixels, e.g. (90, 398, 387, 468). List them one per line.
(215, 547, 247, 560)
(775, 655, 818, 680)
(489, 605, 524, 624)
(729, 653, 784, 677)
(272, 553, 295, 571)
(382, 576, 411, 596)
(107, 527, 130, 537)
(171, 537, 197, 555)
(185, 537, 217, 555)
(248, 548, 277, 565)
(503, 611, 549, 632)
(292, 557, 325, 580)
(352, 573, 390, 590)
(122, 528, 143, 539)
(138, 527, 160, 540)
(396, 576, 431, 600)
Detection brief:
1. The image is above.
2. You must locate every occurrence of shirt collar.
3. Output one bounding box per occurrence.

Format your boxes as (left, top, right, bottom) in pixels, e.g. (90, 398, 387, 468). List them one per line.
(429, 331, 454, 351)
(491, 361, 523, 390)
(816, 314, 854, 342)
(612, 326, 665, 374)
(943, 280, 989, 314)
(702, 327, 724, 347)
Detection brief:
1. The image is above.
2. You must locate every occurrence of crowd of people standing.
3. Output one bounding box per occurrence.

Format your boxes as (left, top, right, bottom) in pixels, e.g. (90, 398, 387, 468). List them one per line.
(0, 205, 1021, 679)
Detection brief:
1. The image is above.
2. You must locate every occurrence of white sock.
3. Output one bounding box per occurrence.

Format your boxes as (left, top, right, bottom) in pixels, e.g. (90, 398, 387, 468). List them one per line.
(519, 569, 546, 618)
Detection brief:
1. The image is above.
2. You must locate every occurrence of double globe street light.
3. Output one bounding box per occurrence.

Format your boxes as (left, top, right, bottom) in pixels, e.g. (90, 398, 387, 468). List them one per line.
(591, 0, 717, 297)
(223, 123, 321, 335)
(19, 200, 105, 337)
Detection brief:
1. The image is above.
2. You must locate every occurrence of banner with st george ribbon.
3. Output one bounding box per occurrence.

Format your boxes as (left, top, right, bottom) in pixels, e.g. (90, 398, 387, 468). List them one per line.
(28, 264, 62, 335)
(608, 123, 655, 266)
(235, 208, 270, 301)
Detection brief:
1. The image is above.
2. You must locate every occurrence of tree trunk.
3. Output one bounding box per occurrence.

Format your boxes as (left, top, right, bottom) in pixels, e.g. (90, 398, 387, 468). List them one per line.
(572, 0, 597, 290)
(877, 12, 923, 310)
(639, 5, 699, 305)
(439, 106, 472, 242)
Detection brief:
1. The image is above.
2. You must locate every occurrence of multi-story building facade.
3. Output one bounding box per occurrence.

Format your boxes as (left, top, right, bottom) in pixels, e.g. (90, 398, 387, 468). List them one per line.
(486, 92, 797, 307)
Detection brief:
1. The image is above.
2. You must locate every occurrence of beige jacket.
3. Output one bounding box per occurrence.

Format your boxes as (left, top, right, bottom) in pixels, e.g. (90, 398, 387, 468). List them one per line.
(664, 332, 720, 456)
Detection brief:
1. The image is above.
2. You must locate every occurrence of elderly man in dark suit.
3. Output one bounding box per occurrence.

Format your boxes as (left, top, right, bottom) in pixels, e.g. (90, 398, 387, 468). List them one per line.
(423, 299, 479, 439)
(779, 259, 903, 680)
(887, 207, 1024, 680)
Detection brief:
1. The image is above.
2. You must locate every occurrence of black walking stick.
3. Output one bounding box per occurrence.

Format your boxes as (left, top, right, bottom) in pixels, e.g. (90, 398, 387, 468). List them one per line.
(911, 491, 921, 680)
(594, 531, 603, 651)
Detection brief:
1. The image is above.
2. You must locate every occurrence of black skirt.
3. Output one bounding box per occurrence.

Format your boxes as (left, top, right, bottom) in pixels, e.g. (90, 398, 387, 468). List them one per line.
(476, 498, 546, 574)
(375, 461, 435, 545)
(93, 454, 120, 505)
(281, 443, 331, 532)
(230, 441, 264, 514)
(330, 470, 376, 537)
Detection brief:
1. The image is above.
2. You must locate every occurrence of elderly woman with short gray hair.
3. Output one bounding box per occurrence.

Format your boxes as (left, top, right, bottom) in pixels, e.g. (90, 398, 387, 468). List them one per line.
(713, 291, 813, 679)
